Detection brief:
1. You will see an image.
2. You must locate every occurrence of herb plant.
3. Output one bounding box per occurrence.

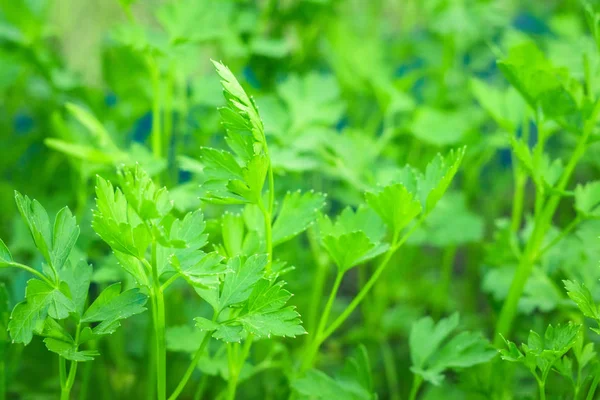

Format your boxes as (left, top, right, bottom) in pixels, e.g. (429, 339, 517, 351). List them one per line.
(4, 0, 600, 399)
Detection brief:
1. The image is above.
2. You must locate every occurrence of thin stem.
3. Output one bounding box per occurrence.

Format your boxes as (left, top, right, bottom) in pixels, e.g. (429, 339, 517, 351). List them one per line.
(320, 222, 420, 342)
(151, 242, 167, 400)
(408, 374, 423, 400)
(62, 361, 79, 400)
(193, 374, 208, 400)
(10, 262, 55, 287)
(168, 313, 217, 400)
(161, 273, 181, 292)
(59, 356, 67, 389)
(227, 335, 254, 400)
(586, 373, 600, 400)
(300, 270, 344, 371)
(495, 100, 600, 342)
(537, 216, 582, 260)
(380, 341, 400, 400)
(147, 56, 163, 165)
(437, 246, 456, 316)
(305, 227, 329, 336)
(0, 348, 5, 400)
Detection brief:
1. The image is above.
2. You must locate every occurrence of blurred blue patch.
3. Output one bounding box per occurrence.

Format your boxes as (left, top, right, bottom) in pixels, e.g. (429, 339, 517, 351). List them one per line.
(394, 57, 425, 78)
(178, 169, 192, 183)
(335, 115, 349, 132)
(131, 111, 152, 143)
(243, 66, 261, 89)
(513, 13, 549, 35)
(105, 92, 117, 107)
(14, 113, 34, 135)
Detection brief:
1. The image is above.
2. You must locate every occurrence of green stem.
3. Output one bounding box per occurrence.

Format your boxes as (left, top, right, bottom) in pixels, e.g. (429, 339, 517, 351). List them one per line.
(301, 270, 344, 371)
(380, 341, 400, 400)
(10, 262, 55, 287)
(0, 348, 5, 400)
(61, 361, 79, 400)
(151, 243, 167, 400)
(586, 373, 600, 400)
(538, 379, 546, 400)
(408, 374, 423, 400)
(161, 273, 181, 292)
(495, 101, 600, 343)
(193, 374, 208, 400)
(536, 216, 582, 260)
(147, 56, 162, 164)
(320, 222, 419, 343)
(168, 314, 217, 400)
(227, 335, 253, 400)
(59, 356, 67, 389)
(437, 246, 456, 316)
(305, 227, 329, 336)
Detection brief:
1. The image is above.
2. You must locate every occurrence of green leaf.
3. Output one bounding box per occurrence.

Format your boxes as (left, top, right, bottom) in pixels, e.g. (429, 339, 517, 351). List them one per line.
(81, 283, 147, 333)
(575, 181, 600, 217)
(199, 147, 244, 181)
(420, 147, 466, 214)
(212, 60, 265, 152)
(0, 239, 13, 267)
(171, 251, 227, 288)
(365, 183, 422, 236)
(60, 260, 92, 316)
(564, 280, 599, 321)
(119, 165, 172, 220)
(318, 207, 389, 272)
(43, 338, 100, 362)
(218, 255, 266, 311)
(113, 251, 150, 287)
(237, 280, 306, 339)
(221, 213, 245, 257)
(14, 192, 53, 271)
(51, 207, 80, 272)
(409, 313, 495, 385)
(195, 317, 221, 332)
(293, 345, 373, 400)
(470, 78, 525, 132)
(322, 232, 387, 273)
(272, 191, 327, 246)
(498, 41, 584, 127)
(276, 73, 344, 133)
(500, 323, 581, 380)
(9, 279, 75, 344)
(93, 175, 151, 258)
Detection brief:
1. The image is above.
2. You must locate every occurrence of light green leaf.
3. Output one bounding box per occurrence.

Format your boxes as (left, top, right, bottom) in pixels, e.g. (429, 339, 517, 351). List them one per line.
(119, 165, 172, 220)
(60, 260, 92, 316)
(51, 207, 80, 271)
(409, 313, 495, 385)
(9, 279, 75, 344)
(322, 232, 388, 273)
(365, 183, 422, 236)
(93, 175, 151, 258)
(575, 181, 600, 217)
(0, 239, 13, 267)
(43, 338, 100, 362)
(218, 255, 266, 311)
(82, 283, 147, 330)
(272, 191, 327, 246)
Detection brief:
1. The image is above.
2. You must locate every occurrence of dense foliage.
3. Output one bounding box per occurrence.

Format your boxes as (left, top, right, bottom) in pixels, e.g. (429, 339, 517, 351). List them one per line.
(3, 0, 600, 399)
